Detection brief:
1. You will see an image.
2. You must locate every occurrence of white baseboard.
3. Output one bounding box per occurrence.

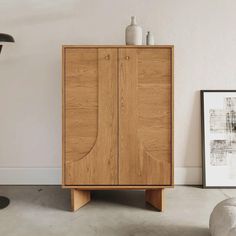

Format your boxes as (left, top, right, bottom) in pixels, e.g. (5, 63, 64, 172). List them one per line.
(174, 167, 202, 185)
(0, 167, 202, 185)
(0, 168, 61, 185)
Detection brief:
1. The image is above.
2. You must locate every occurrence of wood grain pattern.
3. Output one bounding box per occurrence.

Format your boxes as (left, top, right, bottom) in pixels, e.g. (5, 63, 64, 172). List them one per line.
(119, 48, 172, 185)
(65, 48, 98, 164)
(63, 45, 174, 48)
(63, 185, 172, 190)
(71, 189, 90, 211)
(63, 46, 174, 189)
(145, 189, 164, 211)
(64, 48, 118, 185)
(171, 48, 174, 186)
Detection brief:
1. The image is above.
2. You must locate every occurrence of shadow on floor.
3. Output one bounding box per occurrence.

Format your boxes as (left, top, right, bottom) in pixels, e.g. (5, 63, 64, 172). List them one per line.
(0, 186, 211, 236)
(92, 190, 157, 211)
(1, 186, 160, 211)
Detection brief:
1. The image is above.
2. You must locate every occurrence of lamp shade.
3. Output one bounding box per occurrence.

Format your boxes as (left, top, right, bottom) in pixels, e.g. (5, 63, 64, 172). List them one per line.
(0, 33, 15, 42)
(0, 33, 15, 53)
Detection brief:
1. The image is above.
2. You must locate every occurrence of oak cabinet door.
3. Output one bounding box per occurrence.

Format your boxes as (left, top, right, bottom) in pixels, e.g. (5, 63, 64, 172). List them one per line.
(118, 48, 173, 185)
(63, 48, 118, 185)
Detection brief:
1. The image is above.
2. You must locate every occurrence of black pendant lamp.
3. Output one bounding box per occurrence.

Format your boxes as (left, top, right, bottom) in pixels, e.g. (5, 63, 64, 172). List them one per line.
(0, 33, 14, 209)
(0, 33, 15, 53)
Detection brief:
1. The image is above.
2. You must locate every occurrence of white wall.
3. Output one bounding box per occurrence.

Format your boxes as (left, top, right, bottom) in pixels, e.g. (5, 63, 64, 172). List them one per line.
(0, 0, 236, 184)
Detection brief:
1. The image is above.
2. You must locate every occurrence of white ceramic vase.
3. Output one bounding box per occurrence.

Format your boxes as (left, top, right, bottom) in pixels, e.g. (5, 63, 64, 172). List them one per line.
(146, 31, 154, 45)
(125, 16, 142, 45)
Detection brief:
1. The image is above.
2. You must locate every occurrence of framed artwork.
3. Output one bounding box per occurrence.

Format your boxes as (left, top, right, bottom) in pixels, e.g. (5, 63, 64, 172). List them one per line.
(201, 90, 236, 188)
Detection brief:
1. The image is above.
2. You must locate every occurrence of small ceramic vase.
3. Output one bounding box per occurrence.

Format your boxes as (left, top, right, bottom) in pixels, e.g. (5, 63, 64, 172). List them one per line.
(125, 16, 142, 45)
(146, 31, 154, 45)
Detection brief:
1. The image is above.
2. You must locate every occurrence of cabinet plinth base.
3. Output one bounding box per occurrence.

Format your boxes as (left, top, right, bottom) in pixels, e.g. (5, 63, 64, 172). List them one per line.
(71, 189, 91, 211)
(70, 188, 165, 212)
(145, 189, 164, 212)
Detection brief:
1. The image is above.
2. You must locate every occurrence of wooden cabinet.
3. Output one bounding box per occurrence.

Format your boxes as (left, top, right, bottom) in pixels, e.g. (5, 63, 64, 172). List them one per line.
(62, 45, 174, 211)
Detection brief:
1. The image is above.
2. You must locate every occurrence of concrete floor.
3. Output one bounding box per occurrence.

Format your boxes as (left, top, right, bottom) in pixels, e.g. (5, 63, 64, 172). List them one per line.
(0, 186, 236, 236)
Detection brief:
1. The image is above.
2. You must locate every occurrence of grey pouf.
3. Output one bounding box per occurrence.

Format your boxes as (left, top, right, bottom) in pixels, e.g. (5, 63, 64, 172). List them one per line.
(210, 198, 236, 236)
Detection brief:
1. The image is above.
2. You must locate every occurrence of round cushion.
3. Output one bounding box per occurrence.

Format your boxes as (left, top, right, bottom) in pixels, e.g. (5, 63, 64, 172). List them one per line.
(210, 198, 236, 236)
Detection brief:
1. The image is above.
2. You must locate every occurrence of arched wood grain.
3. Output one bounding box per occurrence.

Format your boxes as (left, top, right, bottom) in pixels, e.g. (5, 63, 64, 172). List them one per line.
(119, 48, 172, 185)
(64, 48, 118, 185)
(64, 48, 98, 163)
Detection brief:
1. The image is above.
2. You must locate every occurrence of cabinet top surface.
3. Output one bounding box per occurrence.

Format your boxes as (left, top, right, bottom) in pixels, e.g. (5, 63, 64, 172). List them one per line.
(63, 45, 174, 48)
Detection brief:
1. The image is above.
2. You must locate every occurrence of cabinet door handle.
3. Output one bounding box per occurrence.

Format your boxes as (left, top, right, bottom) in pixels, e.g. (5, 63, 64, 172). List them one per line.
(105, 55, 110, 60)
(125, 56, 130, 60)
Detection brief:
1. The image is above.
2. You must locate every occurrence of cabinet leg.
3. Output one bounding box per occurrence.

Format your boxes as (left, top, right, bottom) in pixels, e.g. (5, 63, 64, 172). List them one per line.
(145, 189, 164, 212)
(71, 189, 91, 211)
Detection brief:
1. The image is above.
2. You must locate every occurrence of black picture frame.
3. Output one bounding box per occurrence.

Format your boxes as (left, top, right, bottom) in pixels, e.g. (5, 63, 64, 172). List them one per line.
(201, 90, 236, 188)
